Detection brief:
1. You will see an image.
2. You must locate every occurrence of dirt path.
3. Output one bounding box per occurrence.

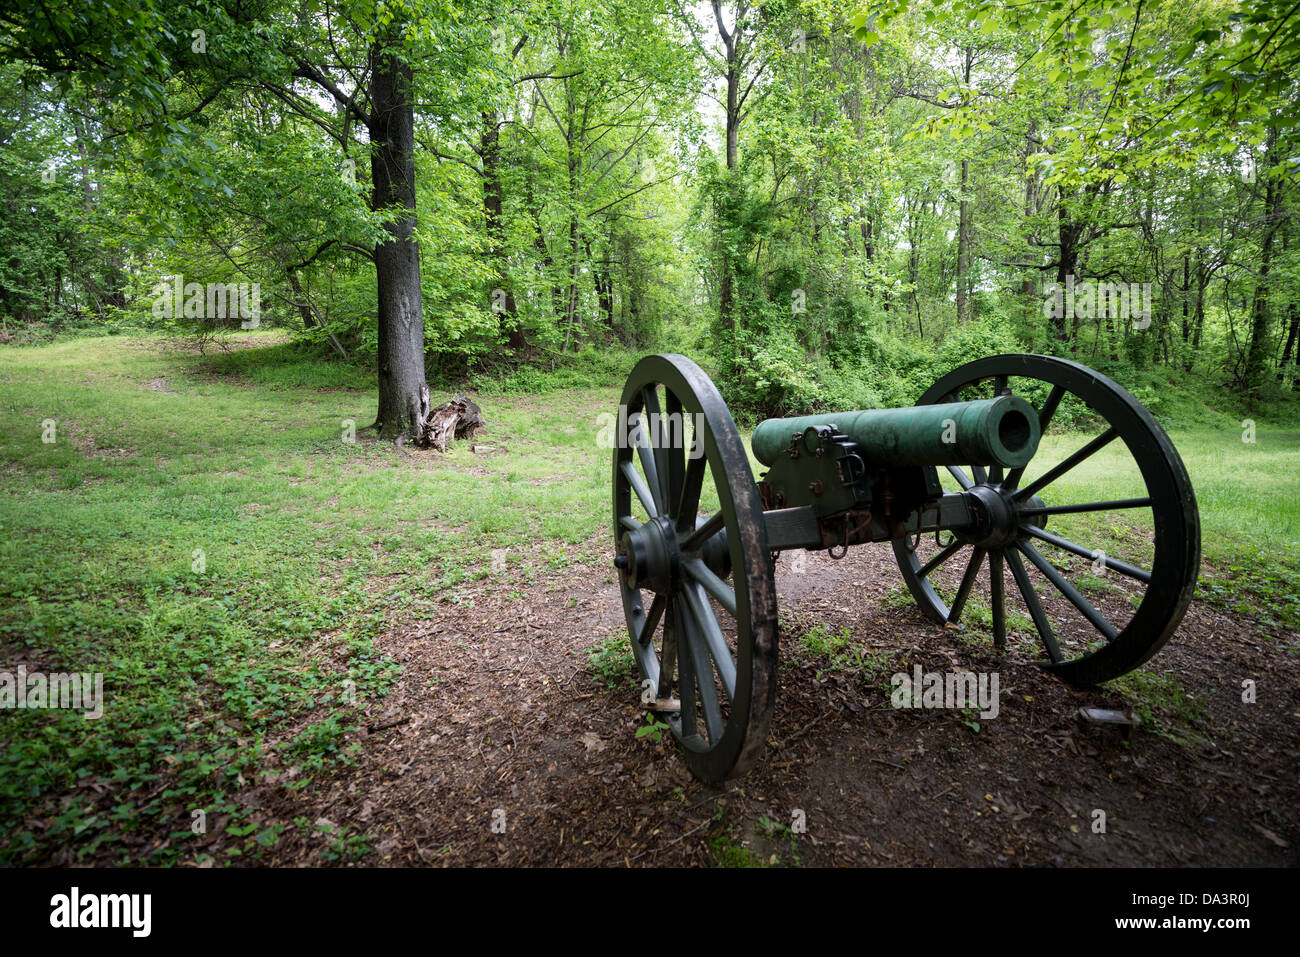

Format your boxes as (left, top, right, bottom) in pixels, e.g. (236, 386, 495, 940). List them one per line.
(236, 539, 1297, 867)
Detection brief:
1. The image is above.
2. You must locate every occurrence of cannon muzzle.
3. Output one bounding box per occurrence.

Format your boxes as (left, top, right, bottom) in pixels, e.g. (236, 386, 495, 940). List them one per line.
(751, 394, 1041, 468)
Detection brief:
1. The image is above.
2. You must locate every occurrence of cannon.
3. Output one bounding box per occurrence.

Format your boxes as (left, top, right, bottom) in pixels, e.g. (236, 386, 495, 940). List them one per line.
(611, 353, 1200, 782)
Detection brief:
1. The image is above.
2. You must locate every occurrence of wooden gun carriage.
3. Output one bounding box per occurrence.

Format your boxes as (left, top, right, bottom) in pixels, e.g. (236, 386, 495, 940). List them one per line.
(611, 354, 1200, 782)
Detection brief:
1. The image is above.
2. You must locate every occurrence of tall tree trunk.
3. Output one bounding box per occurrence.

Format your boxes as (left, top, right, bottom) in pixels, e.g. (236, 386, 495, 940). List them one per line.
(525, 177, 563, 325)
(1191, 239, 1206, 361)
(1244, 127, 1281, 395)
(69, 105, 128, 314)
(482, 111, 525, 352)
(1054, 190, 1082, 345)
(908, 201, 922, 336)
(717, 57, 740, 336)
(369, 33, 429, 440)
(565, 213, 580, 348)
(562, 68, 583, 351)
(1179, 251, 1190, 344)
(955, 47, 972, 324)
(590, 241, 614, 329)
(956, 157, 970, 323)
(1279, 306, 1299, 374)
(715, 2, 743, 338)
(860, 210, 874, 261)
(1020, 127, 1038, 325)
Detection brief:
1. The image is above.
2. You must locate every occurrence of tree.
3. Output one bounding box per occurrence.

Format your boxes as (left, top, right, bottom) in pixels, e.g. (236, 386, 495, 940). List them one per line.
(0, 0, 471, 440)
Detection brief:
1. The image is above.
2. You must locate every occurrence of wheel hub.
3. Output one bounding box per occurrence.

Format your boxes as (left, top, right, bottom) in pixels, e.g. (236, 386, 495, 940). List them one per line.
(960, 485, 1048, 549)
(617, 515, 732, 593)
(619, 515, 681, 593)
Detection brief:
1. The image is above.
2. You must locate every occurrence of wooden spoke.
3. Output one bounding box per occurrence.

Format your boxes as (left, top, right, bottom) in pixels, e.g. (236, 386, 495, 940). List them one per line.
(681, 602, 725, 743)
(947, 547, 986, 626)
(1017, 541, 1119, 643)
(1014, 427, 1118, 501)
(671, 600, 694, 738)
(683, 557, 737, 618)
(1021, 523, 1152, 584)
(677, 445, 707, 532)
(919, 539, 964, 579)
(637, 593, 667, 647)
(1006, 546, 1062, 664)
(681, 510, 724, 552)
(664, 389, 686, 523)
(990, 550, 1006, 649)
(1017, 497, 1152, 517)
(657, 599, 678, 700)
(681, 582, 737, 701)
(634, 411, 664, 515)
(621, 460, 657, 518)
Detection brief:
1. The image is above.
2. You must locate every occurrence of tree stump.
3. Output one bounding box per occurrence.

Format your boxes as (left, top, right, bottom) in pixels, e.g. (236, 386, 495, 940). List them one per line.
(418, 395, 485, 451)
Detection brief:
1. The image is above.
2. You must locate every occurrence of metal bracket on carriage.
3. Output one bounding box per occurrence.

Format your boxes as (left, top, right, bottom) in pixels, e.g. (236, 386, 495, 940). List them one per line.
(836, 446, 866, 487)
(819, 510, 873, 554)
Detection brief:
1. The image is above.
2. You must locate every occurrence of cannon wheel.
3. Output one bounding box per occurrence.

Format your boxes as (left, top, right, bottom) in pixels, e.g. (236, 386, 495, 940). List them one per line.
(613, 355, 778, 782)
(892, 354, 1200, 686)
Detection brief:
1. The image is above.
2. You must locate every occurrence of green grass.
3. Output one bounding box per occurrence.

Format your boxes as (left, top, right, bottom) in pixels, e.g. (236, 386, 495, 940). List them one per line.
(0, 335, 613, 864)
(1109, 669, 1213, 748)
(1026, 428, 1300, 631)
(797, 623, 894, 686)
(707, 817, 802, 867)
(950, 596, 1036, 651)
(1031, 427, 1300, 568)
(707, 830, 769, 868)
(203, 338, 374, 391)
(0, 334, 1296, 863)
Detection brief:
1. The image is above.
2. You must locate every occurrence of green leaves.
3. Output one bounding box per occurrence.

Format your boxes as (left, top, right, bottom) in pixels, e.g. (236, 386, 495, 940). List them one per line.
(635, 713, 671, 742)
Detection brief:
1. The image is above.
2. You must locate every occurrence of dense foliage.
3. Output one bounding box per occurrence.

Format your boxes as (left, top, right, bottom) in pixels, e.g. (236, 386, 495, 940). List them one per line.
(1, 0, 1296, 416)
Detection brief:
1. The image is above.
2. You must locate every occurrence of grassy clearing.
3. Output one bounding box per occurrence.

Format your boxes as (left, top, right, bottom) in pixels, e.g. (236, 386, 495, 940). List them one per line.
(0, 335, 613, 864)
(1027, 428, 1300, 631)
(1031, 428, 1300, 567)
(0, 334, 1296, 863)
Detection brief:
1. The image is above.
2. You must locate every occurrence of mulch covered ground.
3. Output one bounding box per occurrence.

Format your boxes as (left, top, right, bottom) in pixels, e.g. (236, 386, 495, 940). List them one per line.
(212, 537, 1299, 867)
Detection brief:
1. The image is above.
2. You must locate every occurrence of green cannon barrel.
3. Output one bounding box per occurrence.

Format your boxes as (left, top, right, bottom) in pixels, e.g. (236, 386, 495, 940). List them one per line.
(751, 395, 1041, 468)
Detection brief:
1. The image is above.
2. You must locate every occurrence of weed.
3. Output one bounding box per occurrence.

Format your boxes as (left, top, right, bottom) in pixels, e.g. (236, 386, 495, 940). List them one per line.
(757, 814, 804, 866)
(635, 712, 671, 743)
(588, 632, 636, 690)
(707, 831, 767, 868)
(798, 623, 893, 686)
